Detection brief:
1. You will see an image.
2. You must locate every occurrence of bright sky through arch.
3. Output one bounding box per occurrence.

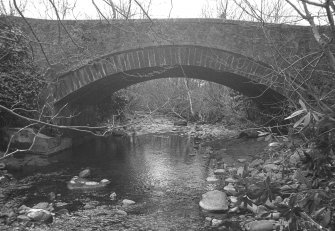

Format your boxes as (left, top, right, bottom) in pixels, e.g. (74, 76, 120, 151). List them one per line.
(13, 0, 208, 19)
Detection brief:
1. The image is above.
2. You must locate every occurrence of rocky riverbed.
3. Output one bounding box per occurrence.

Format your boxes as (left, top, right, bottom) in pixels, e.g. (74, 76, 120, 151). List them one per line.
(0, 116, 326, 230)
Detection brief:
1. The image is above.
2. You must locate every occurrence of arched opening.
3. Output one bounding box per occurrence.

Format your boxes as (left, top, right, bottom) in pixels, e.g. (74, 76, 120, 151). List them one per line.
(53, 45, 286, 126)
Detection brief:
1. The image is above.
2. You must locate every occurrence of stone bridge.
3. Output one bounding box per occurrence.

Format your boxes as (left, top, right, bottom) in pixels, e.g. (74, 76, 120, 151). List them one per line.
(18, 18, 318, 108)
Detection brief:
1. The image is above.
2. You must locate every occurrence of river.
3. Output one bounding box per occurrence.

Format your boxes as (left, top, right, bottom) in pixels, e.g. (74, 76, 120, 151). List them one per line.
(1, 132, 267, 230)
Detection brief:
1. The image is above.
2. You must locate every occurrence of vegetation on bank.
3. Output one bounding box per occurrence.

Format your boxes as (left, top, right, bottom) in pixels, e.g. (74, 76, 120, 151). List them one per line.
(0, 16, 44, 128)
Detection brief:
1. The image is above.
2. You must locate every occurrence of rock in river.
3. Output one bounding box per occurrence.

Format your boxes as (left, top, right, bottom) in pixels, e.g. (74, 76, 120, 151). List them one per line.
(244, 220, 276, 231)
(199, 190, 228, 211)
(78, 168, 91, 178)
(32, 202, 50, 210)
(214, 169, 225, 175)
(206, 176, 219, 182)
(67, 176, 110, 190)
(122, 199, 136, 206)
(26, 209, 53, 223)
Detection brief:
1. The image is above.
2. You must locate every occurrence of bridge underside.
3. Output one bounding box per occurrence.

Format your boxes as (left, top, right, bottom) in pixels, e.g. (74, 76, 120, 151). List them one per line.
(55, 65, 286, 109)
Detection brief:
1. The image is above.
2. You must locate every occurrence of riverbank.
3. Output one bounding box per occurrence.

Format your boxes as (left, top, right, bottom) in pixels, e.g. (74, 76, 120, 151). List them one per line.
(122, 113, 242, 139)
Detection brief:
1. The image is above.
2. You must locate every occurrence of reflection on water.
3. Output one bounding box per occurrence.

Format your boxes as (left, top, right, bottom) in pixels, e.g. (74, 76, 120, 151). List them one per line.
(7, 133, 252, 230)
(67, 133, 207, 199)
(11, 133, 209, 213)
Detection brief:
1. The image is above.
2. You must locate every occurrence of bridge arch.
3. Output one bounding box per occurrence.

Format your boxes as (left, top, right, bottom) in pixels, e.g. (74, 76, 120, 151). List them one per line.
(53, 44, 286, 108)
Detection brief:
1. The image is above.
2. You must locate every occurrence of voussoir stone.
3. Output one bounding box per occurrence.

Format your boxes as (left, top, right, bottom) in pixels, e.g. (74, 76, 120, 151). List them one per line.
(199, 190, 228, 211)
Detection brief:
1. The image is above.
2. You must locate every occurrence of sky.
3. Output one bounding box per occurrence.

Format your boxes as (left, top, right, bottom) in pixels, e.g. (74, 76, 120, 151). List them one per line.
(11, 0, 212, 19)
(2, 0, 321, 25)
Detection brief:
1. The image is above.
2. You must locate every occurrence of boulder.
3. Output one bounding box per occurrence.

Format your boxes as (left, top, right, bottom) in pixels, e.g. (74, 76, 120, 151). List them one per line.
(17, 215, 31, 222)
(238, 158, 247, 163)
(122, 199, 135, 206)
(174, 121, 188, 126)
(211, 218, 223, 227)
(3, 128, 72, 155)
(244, 220, 276, 231)
(78, 169, 91, 178)
(199, 190, 228, 211)
(115, 209, 127, 216)
(26, 209, 53, 223)
(67, 176, 110, 190)
(206, 176, 219, 182)
(18, 205, 31, 214)
(32, 202, 49, 210)
(225, 177, 237, 183)
(250, 159, 264, 168)
(263, 164, 280, 172)
(223, 183, 236, 195)
(214, 169, 225, 175)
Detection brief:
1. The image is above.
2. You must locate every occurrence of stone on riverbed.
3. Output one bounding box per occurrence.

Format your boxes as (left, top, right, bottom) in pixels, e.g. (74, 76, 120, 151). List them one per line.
(32, 202, 53, 211)
(206, 176, 219, 182)
(238, 158, 247, 163)
(78, 168, 91, 178)
(174, 120, 188, 126)
(26, 208, 53, 223)
(199, 190, 228, 211)
(225, 177, 237, 183)
(122, 199, 135, 206)
(67, 176, 110, 190)
(249, 159, 264, 168)
(244, 220, 276, 231)
(214, 169, 225, 175)
(223, 183, 236, 195)
(0, 162, 5, 170)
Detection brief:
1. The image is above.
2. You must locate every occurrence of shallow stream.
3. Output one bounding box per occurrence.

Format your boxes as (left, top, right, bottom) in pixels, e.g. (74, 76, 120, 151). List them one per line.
(4, 132, 267, 230)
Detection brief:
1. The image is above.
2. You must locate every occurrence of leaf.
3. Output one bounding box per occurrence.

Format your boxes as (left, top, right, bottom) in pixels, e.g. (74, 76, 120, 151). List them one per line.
(294, 116, 305, 128)
(264, 134, 272, 141)
(312, 112, 320, 122)
(269, 142, 280, 147)
(299, 99, 307, 110)
(289, 195, 297, 208)
(285, 109, 305, 120)
(303, 112, 311, 127)
(322, 209, 331, 227)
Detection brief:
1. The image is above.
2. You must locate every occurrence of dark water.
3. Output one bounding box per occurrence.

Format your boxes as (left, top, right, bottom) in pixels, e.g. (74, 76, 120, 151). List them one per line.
(9, 133, 236, 230)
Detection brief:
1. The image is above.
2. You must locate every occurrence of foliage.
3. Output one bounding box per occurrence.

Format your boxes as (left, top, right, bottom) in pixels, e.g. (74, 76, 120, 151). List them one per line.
(276, 195, 303, 230)
(253, 176, 282, 204)
(96, 92, 129, 123)
(123, 78, 261, 124)
(0, 17, 44, 127)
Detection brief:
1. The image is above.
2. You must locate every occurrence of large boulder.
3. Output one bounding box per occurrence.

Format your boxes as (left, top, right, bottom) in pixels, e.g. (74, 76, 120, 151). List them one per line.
(2, 128, 72, 155)
(199, 190, 228, 211)
(26, 209, 53, 223)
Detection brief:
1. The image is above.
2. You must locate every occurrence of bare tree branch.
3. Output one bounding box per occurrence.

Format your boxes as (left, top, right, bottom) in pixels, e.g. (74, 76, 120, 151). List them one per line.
(13, 0, 50, 65)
